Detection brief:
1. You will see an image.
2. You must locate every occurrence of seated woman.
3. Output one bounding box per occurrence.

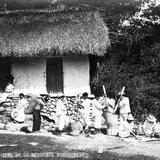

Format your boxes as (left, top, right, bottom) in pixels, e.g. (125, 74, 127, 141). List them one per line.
(11, 93, 28, 123)
(142, 113, 157, 137)
(118, 114, 137, 138)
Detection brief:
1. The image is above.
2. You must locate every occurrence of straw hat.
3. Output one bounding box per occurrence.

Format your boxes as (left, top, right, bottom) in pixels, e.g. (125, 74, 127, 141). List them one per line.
(127, 114, 134, 121)
(147, 114, 156, 123)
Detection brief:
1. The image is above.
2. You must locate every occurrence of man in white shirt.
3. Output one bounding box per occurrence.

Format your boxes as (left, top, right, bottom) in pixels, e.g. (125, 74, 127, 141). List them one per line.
(92, 95, 105, 134)
(118, 93, 131, 122)
(115, 92, 131, 136)
(80, 92, 92, 134)
(56, 94, 67, 135)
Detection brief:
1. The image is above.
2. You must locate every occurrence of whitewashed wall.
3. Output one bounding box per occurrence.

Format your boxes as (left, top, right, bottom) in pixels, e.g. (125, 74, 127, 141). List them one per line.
(63, 55, 90, 96)
(11, 58, 47, 95)
(11, 56, 90, 96)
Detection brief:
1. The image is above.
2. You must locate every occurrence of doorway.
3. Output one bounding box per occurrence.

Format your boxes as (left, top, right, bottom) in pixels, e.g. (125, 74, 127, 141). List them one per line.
(46, 58, 63, 94)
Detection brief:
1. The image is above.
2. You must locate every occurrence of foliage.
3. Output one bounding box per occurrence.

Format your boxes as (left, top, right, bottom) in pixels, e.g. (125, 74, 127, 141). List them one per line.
(91, 1, 160, 122)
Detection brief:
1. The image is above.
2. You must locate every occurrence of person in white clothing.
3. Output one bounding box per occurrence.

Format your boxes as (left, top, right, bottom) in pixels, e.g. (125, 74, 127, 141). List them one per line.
(80, 92, 92, 134)
(56, 94, 67, 135)
(92, 95, 105, 134)
(99, 92, 116, 113)
(118, 93, 131, 122)
(118, 113, 136, 138)
(11, 93, 28, 123)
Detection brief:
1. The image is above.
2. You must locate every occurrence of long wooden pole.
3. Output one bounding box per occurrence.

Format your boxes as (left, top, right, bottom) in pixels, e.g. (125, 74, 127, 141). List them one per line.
(102, 85, 107, 98)
(113, 86, 125, 113)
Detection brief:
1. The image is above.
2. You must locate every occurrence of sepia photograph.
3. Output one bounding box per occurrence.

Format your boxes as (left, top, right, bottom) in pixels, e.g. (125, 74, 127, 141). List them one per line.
(0, 0, 160, 159)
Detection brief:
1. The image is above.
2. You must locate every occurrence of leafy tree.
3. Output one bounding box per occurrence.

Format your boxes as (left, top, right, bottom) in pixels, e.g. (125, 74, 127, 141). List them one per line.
(91, 0, 160, 121)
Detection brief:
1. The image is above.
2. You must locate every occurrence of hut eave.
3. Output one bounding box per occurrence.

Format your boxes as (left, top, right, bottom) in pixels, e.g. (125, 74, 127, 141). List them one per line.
(0, 9, 110, 57)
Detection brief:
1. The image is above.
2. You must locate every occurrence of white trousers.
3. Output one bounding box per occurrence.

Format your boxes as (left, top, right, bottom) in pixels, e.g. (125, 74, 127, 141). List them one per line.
(58, 115, 65, 131)
(119, 113, 129, 132)
(83, 114, 91, 127)
(94, 115, 102, 129)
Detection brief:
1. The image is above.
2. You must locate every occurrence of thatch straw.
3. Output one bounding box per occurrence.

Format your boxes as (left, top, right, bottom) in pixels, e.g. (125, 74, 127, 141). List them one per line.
(0, 9, 110, 57)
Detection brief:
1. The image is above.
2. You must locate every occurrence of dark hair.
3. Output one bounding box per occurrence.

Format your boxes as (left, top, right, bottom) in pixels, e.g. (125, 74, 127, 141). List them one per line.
(127, 119, 133, 123)
(19, 93, 24, 97)
(82, 92, 88, 98)
(107, 92, 115, 99)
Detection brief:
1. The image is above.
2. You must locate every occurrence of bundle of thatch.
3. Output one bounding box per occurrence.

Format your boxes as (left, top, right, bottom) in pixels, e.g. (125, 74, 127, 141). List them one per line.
(0, 9, 110, 57)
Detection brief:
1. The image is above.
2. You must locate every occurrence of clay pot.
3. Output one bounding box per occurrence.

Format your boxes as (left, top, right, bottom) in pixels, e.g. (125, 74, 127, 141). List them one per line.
(69, 121, 83, 136)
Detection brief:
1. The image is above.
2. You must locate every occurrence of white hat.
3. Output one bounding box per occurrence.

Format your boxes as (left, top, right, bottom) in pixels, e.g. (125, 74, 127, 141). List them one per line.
(118, 92, 125, 96)
(147, 114, 156, 123)
(88, 94, 95, 99)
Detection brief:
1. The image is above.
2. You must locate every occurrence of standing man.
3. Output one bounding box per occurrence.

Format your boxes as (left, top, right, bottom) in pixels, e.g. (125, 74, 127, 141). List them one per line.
(56, 94, 67, 135)
(115, 90, 131, 135)
(118, 92, 131, 122)
(32, 96, 45, 133)
(92, 95, 105, 134)
(80, 92, 92, 135)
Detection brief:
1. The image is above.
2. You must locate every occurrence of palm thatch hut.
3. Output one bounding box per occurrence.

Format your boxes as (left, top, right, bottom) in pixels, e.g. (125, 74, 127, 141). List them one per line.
(0, 9, 110, 96)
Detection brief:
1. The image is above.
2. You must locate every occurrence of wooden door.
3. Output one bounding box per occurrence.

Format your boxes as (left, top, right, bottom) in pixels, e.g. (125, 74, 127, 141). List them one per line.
(46, 58, 63, 93)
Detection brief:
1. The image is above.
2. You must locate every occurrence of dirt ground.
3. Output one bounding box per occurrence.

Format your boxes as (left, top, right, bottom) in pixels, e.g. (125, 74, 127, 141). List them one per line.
(0, 130, 160, 159)
(56, 133, 160, 159)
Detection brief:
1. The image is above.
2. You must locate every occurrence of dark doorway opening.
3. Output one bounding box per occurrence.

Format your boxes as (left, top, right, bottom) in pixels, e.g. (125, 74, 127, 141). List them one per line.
(46, 58, 63, 94)
(0, 58, 13, 92)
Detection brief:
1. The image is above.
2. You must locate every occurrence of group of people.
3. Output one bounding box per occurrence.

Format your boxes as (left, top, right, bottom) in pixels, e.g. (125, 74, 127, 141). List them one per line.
(1, 83, 159, 138)
(55, 89, 135, 137)
(11, 93, 50, 133)
(0, 83, 49, 133)
(4, 86, 134, 136)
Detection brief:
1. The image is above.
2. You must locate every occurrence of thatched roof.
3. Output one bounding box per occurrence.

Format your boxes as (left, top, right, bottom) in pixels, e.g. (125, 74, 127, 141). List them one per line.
(0, 9, 110, 57)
